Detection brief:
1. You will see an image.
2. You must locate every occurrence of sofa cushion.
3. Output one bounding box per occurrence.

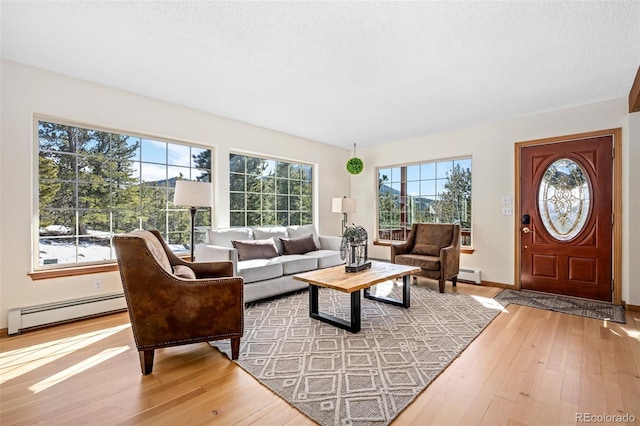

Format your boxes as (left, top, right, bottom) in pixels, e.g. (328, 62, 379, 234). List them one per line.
(232, 238, 279, 261)
(287, 225, 320, 249)
(173, 264, 196, 279)
(394, 253, 441, 271)
(253, 226, 289, 255)
(237, 259, 284, 284)
(303, 250, 344, 269)
(208, 228, 253, 248)
(269, 255, 318, 275)
(280, 234, 318, 255)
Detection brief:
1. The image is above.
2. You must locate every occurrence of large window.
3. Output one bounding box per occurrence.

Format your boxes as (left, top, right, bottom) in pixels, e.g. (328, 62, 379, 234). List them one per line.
(377, 157, 472, 246)
(229, 153, 313, 227)
(37, 118, 212, 268)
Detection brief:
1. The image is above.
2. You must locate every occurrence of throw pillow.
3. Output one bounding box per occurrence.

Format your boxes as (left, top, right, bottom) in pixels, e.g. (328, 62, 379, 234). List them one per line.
(287, 225, 321, 249)
(173, 264, 197, 279)
(253, 227, 288, 255)
(232, 238, 279, 261)
(280, 234, 318, 255)
(412, 243, 441, 256)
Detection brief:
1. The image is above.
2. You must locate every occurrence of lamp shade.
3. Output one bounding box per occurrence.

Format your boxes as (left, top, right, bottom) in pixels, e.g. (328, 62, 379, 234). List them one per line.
(173, 180, 212, 207)
(332, 197, 356, 214)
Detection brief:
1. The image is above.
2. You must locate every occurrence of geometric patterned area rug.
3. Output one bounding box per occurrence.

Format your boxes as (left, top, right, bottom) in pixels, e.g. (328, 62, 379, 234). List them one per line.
(211, 282, 502, 426)
(493, 289, 626, 324)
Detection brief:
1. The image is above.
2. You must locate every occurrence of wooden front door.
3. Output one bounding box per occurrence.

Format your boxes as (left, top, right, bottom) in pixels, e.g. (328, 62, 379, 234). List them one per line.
(519, 135, 613, 301)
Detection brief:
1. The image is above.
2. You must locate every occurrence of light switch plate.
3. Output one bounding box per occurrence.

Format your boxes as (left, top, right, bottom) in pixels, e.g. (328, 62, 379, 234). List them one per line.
(502, 196, 512, 204)
(502, 207, 512, 215)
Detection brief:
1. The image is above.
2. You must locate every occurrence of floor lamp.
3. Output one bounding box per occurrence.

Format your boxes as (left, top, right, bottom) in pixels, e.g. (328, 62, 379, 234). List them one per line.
(173, 180, 213, 261)
(332, 196, 357, 235)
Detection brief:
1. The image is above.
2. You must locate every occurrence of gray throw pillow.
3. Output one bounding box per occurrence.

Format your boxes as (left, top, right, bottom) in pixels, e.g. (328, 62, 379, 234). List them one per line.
(287, 225, 320, 249)
(280, 234, 318, 255)
(232, 238, 279, 261)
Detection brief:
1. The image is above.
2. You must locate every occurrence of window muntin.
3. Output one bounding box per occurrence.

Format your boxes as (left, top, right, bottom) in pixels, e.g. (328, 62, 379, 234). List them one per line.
(229, 153, 313, 227)
(37, 119, 212, 268)
(377, 157, 472, 246)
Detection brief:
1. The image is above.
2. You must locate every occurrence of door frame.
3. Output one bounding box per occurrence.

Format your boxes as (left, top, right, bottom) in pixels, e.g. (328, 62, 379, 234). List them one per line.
(514, 128, 623, 305)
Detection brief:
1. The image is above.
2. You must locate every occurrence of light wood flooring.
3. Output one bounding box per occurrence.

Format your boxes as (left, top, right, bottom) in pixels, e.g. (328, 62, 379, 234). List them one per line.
(1, 282, 639, 425)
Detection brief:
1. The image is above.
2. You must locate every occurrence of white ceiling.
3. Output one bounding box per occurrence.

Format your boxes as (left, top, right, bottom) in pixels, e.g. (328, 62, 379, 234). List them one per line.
(2, 1, 639, 149)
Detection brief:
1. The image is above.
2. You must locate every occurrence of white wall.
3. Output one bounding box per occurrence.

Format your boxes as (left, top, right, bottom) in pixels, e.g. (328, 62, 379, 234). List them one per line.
(352, 98, 638, 304)
(0, 60, 350, 329)
(2, 60, 638, 332)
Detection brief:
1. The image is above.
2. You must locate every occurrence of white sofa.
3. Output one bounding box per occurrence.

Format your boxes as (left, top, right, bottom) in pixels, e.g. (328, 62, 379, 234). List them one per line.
(195, 225, 344, 303)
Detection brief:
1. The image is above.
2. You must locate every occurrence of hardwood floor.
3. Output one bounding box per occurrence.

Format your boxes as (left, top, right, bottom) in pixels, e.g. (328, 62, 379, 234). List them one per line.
(1, 282, 639, 425)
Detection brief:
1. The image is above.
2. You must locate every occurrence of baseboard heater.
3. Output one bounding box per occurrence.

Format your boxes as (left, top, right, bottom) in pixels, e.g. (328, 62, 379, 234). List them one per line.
(7, 292, 127, 335)
(458, 268, 482, 284)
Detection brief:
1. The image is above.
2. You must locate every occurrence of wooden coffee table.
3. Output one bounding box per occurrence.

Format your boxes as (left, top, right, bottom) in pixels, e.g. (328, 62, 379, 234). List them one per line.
(293, 261, 420, 333)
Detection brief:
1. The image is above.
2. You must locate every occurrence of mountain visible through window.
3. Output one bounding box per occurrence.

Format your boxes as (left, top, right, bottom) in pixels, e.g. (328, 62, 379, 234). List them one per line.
(377, 158, 472, 246)
(37, 118, 212, 268)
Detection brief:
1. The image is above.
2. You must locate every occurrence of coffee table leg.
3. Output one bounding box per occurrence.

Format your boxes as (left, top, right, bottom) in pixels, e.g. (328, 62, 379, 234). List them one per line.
(309, 284, 319, 316)
(363, 274, 411, 308)
(403, 274, 411, 307)
(350, 291, 361, 332)
(309, 284, 361, 333)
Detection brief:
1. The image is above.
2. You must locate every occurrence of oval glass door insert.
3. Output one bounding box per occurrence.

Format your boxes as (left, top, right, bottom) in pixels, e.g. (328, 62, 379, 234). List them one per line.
(538, 158, 590, 241)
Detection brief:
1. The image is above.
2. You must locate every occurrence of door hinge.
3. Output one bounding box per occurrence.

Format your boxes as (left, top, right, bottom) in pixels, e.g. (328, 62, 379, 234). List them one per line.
(612, 214, 614, 225)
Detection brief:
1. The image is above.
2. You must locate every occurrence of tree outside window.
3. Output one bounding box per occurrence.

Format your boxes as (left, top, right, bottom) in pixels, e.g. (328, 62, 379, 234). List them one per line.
(377, 158, 472, 246)
(37, 119, 212, 268)
(229, 153, 313, 227)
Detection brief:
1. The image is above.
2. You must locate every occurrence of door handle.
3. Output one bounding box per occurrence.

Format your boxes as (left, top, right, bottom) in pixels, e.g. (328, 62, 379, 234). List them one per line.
(522, 227, 531, 234)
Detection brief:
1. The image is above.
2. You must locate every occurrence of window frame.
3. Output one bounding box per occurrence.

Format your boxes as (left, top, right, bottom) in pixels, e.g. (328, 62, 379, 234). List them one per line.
(229, 151, 314, 228)
(375, 156, 473, 247)
(33, 115, 213, 271)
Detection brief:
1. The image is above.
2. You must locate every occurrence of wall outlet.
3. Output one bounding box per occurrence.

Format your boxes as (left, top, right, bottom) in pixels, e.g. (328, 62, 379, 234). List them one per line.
(502, 195, 512, 204)
(502, 207, 512, 215)
(93, 279, 103, 291)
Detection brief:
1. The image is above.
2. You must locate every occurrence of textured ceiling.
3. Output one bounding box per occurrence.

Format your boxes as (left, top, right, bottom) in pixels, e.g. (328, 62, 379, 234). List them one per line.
(2, 1, 639, 149)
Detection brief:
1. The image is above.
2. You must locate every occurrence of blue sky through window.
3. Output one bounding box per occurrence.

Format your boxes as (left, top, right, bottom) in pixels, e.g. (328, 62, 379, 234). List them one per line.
(138, 139, 198, 182)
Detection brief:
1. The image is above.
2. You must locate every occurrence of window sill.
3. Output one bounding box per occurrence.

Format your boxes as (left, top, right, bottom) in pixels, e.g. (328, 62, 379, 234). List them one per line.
(28, 254, 192, 281)
(373, 240, 475, 254)
(29, 263, 119, 281)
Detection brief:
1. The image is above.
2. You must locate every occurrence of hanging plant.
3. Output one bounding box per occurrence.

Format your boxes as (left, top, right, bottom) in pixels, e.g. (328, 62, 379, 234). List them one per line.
(346, 157, 364, 174)
(346, 143, 364, 175)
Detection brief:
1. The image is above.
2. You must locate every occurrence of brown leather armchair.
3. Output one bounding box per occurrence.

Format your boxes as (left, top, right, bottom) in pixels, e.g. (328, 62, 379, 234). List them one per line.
(113, 230, 244, 375)
(390, 223, 461, 293)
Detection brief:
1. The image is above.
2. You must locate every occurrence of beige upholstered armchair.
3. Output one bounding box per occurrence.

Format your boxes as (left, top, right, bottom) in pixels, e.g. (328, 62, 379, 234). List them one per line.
(113, 230, 244, 375)
(390, 223, 461, 293)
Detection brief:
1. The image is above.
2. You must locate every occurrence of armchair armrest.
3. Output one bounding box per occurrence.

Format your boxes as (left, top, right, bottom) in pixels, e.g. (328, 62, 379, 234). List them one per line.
(390, 241, 412, 263)
(440, 245, 461, 279)
(183, 260, 234, 278)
